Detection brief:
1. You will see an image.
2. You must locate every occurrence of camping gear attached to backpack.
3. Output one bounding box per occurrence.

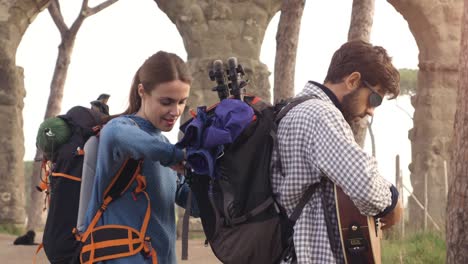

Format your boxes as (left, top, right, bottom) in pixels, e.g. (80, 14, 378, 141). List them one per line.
(176, 58, 320, 264)
(76, 135, 99, 232)
(35, 106, 104, 263)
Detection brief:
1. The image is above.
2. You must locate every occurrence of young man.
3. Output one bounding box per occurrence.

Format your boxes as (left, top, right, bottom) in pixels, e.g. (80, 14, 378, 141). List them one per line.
(272, 40, 403, 263)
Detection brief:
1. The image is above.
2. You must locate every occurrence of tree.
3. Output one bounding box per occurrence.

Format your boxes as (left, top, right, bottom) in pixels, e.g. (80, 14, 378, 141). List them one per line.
(399, 68, 417, 95)
(273, 0, 306, 103)
(446, 1, 468, 262)
(348, 0, 375, 41)
(347, 0, 375, 147)
(27, 0, 119, 231)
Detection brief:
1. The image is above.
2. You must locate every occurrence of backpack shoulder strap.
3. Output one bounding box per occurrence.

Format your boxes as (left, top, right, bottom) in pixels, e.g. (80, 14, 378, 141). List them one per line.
(77, 158, 143, 226)
(272, 95, 318, 177)
(275, 95, 318, 123)
(288, 179, 322, 223)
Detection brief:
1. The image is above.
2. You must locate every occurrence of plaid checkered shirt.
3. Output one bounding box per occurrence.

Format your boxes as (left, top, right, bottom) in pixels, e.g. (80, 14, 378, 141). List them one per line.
(271, 81, 393, 264)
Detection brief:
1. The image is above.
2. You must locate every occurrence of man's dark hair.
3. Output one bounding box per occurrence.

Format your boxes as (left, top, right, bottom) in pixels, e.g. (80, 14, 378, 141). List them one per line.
(324, 40, 400, 99)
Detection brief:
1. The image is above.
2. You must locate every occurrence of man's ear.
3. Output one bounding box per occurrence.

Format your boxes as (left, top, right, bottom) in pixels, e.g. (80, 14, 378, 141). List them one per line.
(344, 72, 362, 92)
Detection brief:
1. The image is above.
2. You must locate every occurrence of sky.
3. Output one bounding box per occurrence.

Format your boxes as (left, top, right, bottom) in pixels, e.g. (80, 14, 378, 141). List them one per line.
(16, 0, 418, 194)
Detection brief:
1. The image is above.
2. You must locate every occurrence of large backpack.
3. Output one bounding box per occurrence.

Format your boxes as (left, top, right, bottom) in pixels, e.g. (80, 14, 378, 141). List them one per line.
(36, 111, 159, 264)
(177, 58, 319, 264)
(35, 106, 104, 263)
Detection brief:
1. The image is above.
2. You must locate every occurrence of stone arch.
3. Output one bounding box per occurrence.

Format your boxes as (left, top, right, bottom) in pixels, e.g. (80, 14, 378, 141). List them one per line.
(155, 0, 282, 122)
(0, 0, 50, 224)
(388, 0, 463, 230)
(1, 1, 463, 230)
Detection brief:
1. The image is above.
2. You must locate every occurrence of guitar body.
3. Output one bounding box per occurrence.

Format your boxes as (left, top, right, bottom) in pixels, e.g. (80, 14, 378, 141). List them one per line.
(334, 185, 381, 264)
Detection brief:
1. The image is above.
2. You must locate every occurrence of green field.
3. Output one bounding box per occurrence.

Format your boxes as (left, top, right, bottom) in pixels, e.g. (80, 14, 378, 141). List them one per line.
(382, 232, 446, 264)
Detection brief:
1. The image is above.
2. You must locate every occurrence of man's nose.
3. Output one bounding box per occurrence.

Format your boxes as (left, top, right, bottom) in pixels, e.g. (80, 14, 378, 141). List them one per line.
(366, 107, 375, 117)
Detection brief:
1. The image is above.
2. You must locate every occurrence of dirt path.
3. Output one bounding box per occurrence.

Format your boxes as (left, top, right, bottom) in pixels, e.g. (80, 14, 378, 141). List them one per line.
(0, 233, 220, 264)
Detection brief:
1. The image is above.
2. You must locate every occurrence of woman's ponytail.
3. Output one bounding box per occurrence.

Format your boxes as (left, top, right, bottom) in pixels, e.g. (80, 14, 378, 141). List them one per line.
(122, 68, 142, 115)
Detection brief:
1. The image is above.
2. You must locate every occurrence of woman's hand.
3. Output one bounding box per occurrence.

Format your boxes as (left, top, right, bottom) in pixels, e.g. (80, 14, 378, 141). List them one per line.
(170, 161, 186, 175)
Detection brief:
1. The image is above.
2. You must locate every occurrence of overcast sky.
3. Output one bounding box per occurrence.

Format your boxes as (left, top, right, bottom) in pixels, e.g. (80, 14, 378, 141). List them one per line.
(17, 0, 418, 190)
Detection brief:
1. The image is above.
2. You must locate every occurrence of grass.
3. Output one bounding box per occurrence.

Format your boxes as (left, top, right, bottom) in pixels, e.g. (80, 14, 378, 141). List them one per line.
(382, 232, 446, 264)
(0, 224, 24, 236)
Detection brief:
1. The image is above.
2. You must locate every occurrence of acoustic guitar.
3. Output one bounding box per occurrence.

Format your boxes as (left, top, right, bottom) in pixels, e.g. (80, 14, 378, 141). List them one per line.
(334, 185, 382, 264)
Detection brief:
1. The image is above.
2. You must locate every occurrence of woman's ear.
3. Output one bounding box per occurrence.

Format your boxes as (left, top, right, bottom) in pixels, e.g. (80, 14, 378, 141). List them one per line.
(344, 72, 361, 92)
(137, 84, 145, 98)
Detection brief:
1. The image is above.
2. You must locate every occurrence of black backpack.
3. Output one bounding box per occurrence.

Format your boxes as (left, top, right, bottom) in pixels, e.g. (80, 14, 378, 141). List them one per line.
(35, 106, 104, 263)
(178, 94, 319, 264)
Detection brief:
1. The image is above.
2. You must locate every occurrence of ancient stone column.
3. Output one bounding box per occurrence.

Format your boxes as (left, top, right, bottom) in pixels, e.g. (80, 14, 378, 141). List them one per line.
(0, 0, 50, 225)
(388, 0, 463, 231)
(155, 0, 281, 118)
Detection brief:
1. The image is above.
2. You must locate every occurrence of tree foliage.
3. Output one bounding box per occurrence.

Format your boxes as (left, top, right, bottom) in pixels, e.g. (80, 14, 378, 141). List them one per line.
(399, 68, 417, 95)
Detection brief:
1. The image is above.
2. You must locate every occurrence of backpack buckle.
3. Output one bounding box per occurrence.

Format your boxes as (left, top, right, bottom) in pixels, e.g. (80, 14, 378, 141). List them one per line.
(74, 147, 85, 156)
(281, 236, 296, 262)
(142, 237, 154, 259)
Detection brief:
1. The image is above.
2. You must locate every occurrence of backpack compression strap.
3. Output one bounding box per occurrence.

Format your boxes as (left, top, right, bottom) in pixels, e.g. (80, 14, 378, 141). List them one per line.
(51, 172, 81, 182)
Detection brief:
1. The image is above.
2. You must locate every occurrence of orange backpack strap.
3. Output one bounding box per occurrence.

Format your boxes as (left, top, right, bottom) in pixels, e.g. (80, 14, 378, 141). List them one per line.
(35, 159, 50, 192)
(75, 158, 158, 264)
(35, 159, 52, 211)
(51, 172, 82, 182)
(33, 242, 44, 264)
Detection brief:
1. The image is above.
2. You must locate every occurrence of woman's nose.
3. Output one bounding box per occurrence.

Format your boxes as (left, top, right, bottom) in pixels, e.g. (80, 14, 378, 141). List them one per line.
(170, 104, 183, 116)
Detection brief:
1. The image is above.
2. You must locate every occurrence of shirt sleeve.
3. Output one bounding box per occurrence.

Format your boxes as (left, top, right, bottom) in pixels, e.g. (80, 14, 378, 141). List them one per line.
(311, 107, 392, 216)
(101, 117, 184, 167)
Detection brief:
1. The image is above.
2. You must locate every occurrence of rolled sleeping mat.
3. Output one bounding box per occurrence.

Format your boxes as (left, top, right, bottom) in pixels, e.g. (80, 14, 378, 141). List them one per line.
(76, 135, 99, 231)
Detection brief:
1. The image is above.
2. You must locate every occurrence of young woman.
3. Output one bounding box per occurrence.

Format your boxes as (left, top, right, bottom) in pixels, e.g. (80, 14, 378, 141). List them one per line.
(82, 51, 197, 264)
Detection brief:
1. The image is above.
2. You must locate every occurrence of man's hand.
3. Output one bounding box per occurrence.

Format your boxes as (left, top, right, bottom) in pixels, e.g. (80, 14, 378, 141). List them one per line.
(380, 198, 403, 230)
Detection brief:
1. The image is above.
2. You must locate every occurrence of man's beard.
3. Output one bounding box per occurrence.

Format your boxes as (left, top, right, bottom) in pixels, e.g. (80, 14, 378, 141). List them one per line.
(342, 90, 366, 124)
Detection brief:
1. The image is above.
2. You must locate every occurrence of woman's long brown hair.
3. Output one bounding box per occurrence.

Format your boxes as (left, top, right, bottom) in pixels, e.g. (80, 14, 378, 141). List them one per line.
(104, 51, 192, 122)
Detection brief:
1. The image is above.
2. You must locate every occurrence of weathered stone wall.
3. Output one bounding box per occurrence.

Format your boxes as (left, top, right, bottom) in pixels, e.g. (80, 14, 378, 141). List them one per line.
(388, 0, 463, 231)
(156, 0, 281, 118)
(0, 0, 50, 224)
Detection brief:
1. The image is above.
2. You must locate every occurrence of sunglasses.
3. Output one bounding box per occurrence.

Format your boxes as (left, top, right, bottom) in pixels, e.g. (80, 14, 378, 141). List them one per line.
(362, 81, 383, 107)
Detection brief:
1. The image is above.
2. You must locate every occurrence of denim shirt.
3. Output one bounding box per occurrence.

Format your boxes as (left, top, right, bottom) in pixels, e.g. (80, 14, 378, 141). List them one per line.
(83, 115, 198, 264)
